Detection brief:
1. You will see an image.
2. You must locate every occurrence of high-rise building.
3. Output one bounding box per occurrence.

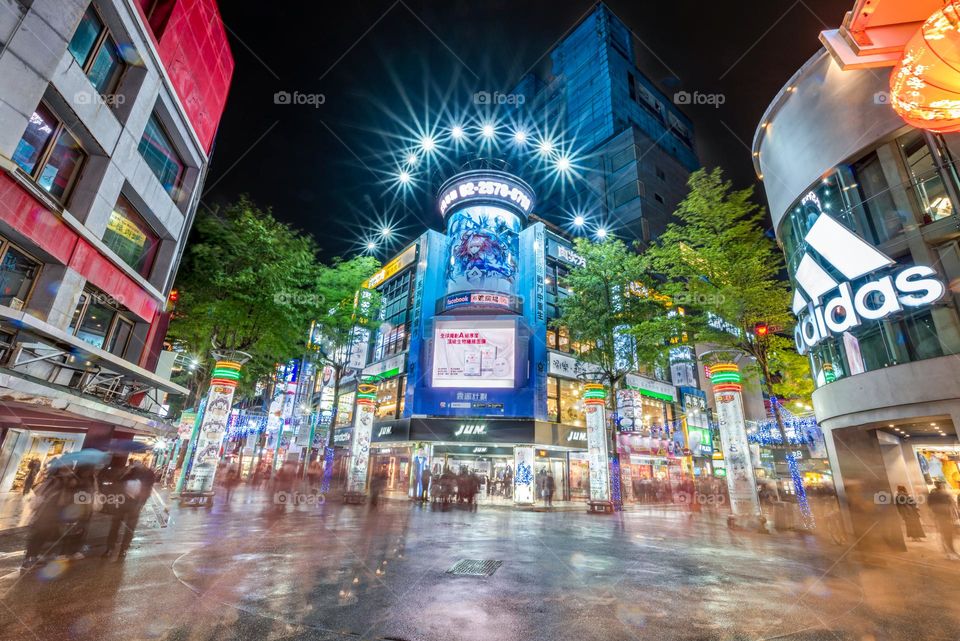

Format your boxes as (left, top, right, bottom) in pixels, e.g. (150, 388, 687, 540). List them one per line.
(0, 0, 233, 491)
(509, 3, 698, 244)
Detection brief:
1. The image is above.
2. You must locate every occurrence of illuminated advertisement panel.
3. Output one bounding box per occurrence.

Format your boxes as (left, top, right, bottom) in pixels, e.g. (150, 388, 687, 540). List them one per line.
(432, 319, 516, 388)
(445, 205, 521, 297)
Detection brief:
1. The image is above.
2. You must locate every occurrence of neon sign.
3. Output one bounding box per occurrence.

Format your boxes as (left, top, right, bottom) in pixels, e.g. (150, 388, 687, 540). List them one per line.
(792, 210, 945, 354)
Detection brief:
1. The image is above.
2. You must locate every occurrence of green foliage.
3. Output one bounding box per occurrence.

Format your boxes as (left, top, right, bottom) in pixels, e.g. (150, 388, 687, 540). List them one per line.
(554, 238, 681, 393)
(310, 255, 382, 373)
(645, 168, 809, 428)
(168, 197, 324, 398)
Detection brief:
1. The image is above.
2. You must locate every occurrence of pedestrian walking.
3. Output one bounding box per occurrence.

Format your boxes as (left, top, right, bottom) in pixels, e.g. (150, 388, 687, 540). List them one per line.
(928, 481, 957, 559)
(21, 466, 73, 571)
(307, 458, 323, 491)
(21, 458, 40, 495)
(223, 461, 240, 503)
(61, 464, 98, 559)
(545, 471, 556, 508)
(895, 486, 925, 541)
(104, 460, 156, 561)
(370, 466, 387, 507)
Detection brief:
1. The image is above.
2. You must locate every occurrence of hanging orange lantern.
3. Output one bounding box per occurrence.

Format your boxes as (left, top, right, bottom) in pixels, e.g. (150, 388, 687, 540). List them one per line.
(890, 1, 960, 133)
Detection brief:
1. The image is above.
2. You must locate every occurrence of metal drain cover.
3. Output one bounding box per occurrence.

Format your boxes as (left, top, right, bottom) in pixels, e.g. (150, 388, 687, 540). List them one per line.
(447, 559, 502, 576)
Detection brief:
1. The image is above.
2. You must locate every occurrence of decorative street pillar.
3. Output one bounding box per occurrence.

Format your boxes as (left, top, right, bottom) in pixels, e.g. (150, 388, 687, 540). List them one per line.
(710, 363, 761, 517)
(344, 381, 377, 503)
(584, 383, 613, 513)
(513, 445, 535, 505)
(181, 355, 247, 503)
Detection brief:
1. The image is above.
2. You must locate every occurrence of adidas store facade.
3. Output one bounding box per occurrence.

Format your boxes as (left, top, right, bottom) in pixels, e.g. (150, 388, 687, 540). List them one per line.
(754, 49, 960, 544)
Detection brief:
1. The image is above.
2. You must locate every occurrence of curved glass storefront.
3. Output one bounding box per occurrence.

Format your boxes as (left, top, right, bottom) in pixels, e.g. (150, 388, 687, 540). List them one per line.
(778, 129, 960, 387)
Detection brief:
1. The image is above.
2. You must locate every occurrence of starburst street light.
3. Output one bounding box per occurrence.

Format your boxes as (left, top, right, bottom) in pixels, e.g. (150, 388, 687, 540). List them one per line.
(397, 170, 411, 184)
(366, 241, 377, 251)
(420, 135, 436, 152)
(596, 227, 608, 239)
(405, 152, 418, 166)
(555, 155, 571, 172)
(381, 226, 392, 236)
(573, 214, 585, 226)
(538, 137, 554, 155)
(481, 123, 495, 139)
(513, 129, 527, 144)
(451, 125, 464, 140)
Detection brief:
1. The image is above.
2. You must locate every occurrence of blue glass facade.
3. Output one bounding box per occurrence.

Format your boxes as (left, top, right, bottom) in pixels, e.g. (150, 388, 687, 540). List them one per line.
(509, 5, 697, 243)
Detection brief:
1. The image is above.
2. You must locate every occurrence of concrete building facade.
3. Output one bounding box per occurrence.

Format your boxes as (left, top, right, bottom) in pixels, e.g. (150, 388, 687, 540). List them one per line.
(0, 0, 232, 491)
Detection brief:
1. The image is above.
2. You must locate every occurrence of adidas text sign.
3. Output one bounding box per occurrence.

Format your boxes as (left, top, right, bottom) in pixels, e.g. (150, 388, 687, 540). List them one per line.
(792, 211, 945, 355)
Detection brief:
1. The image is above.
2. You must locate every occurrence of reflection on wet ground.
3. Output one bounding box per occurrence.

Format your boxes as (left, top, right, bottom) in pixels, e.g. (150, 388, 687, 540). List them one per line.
(0, 487, 958, 641)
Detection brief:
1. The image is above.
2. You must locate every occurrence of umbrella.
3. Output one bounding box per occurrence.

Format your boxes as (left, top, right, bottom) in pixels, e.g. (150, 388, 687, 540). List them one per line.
(47, 449, 111, 470)
(106, 439, 150, 453)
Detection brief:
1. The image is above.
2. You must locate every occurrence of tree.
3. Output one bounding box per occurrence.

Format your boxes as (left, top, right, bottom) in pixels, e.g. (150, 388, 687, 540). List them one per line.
(645, 168, 803, 446)
(555, 237, 681, 497)
(308, 255, 381, 450)
(167, 197, 322, 403)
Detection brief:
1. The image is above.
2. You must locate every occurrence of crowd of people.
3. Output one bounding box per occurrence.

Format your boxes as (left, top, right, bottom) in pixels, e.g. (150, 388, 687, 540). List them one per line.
(21, 457, 157, 573)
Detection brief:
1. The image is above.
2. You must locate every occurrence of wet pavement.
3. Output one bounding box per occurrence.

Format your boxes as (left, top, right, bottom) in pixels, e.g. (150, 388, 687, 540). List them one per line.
(0, 487, 958, 641)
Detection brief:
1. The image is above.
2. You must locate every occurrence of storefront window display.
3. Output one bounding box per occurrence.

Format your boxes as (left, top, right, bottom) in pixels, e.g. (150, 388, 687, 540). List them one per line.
(568, 452, 590, 499)
(546, 376, 586, 426)
(916, 446, 960, 489)
(375, 377, 405, 420)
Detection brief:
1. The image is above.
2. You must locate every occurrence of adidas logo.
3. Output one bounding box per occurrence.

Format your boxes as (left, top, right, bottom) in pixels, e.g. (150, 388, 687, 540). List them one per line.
(792, 212, 945, 354)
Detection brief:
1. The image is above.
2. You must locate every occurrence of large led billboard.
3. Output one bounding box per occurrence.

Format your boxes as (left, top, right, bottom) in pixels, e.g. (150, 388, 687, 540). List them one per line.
(432, 319, 516, 388)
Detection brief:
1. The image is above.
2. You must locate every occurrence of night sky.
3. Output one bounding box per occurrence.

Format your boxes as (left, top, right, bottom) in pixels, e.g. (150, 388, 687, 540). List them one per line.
(206, 0, 851, 258)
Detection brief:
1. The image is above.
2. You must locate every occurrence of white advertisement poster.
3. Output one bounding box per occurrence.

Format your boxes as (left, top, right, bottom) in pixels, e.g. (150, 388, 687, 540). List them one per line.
(346, 401, 375, 494)
(514, 445, 535, 505)
(185, 385, 235, 494)
(586, 403, 611, 503)
(714, 389, 761, 516)
(432, 320, 515, 388)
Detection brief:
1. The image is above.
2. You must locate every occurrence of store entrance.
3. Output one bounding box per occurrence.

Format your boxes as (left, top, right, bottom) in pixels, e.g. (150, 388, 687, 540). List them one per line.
(440, 453, 514, 502)
(369, 449, 411, 495)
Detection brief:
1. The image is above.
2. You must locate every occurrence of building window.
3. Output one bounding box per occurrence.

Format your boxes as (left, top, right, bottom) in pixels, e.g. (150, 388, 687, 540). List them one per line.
(0, 240, 41, 309)
(67, 289, 135, 356)
(139, 114, 185, 197)
(374, 271, 412, 361)
(654, 193, 664, 204)
(102, 196, 160, 277)
(67, 5, 124, 96)
(335, 391, 355, 426)
(547, 376, 586, 426)
(12, 104, 86, 201)
(547, 376, 559, 421)
(375, 376, 404, 420)
(656, 166, 666, 181)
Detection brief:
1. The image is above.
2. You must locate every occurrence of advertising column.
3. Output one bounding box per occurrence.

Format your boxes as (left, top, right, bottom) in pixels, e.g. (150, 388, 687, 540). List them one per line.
(584, 383, 613, 512)
(183, 359, 244, 499)
(711, 363, 761, 517)
(513, 445, 535, 505)
(345, 382, 377, 500)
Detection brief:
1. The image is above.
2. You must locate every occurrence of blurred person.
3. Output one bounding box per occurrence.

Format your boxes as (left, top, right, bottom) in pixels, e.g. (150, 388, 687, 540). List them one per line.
(61, 464, 98, 559)
(223, 461, 240, 503)
(21, 466, 74, 571)
(545, 471, 556, 508)
(103, 460, 156, 561)
(307, 457, 323, 491)
(370, 466, 387, 507)
(895, 485, 925, 542)
(928, 480, 958, 559)
(21, 458, 40, 495)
